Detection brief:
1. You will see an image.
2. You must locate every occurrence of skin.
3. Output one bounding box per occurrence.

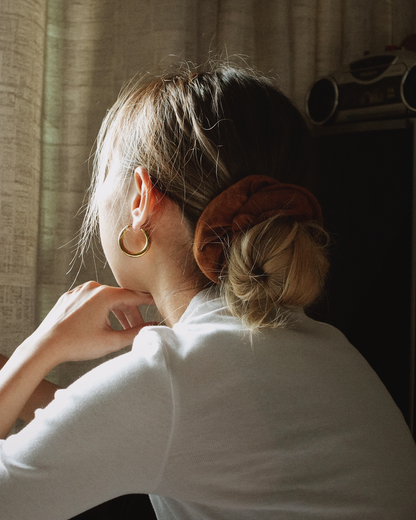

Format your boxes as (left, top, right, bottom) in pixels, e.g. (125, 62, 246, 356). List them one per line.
(0, 167, 206, 439)
(0, 353, 58, 424)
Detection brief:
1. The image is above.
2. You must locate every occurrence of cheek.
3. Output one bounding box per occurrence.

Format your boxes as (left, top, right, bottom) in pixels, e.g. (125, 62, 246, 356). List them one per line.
(98, 195, 138, 289)
(98, 191, 123, 268)
(98, 211, 114, 259)
(98, 209, 129, 287)
(98, 216, 115, 274)
(97, 175, 124, 260)
(96, 175, 139, 287)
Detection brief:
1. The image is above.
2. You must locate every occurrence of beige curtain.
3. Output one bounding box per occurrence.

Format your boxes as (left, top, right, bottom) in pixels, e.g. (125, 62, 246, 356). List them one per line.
(1, 0, 416, 388)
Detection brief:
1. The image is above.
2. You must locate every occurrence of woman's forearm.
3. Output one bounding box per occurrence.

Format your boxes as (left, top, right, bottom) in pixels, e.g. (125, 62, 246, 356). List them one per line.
(0, 344, 60, 438)
(0, 283, 150, 438)
(19, 376, 60, 423)
(0, 352, 59, 424)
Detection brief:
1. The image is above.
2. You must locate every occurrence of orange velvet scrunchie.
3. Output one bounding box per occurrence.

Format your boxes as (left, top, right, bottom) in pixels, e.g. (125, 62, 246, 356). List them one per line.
(193, 175, 323, 283)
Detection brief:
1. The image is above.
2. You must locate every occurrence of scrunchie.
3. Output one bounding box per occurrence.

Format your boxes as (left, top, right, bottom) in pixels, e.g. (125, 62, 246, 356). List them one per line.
(193, 175, 323, 283)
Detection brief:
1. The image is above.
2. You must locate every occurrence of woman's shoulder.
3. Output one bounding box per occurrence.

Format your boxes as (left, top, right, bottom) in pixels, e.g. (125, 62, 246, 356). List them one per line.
(135, 290, 354, 377)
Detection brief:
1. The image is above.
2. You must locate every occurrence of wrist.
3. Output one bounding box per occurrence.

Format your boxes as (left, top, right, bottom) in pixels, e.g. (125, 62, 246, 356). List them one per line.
(0, 338, 59, 438)
(15, 334, 62, 376)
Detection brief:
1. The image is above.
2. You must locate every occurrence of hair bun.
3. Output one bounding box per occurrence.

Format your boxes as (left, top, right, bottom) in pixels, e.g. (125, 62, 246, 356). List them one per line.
(222, 217, 330, 330)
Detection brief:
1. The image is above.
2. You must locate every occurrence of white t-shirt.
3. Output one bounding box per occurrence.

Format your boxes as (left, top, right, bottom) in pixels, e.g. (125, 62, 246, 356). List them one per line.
(1, 289, 415, 519)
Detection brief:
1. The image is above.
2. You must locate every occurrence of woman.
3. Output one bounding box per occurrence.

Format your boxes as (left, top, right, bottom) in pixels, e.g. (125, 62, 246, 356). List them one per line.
(0, 64, 415, 519)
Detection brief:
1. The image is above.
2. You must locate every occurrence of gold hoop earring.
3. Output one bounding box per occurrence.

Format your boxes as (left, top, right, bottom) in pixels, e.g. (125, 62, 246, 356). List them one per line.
(118, 225, 151, 258)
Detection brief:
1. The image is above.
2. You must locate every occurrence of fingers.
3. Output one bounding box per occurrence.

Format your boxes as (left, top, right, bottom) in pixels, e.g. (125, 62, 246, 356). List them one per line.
(112, 307, 143, 330)
(61, 282, 154, 309)
(112, 310, 130, 330)
(37, 282, 159, 361)
(22, 282, 149, 366)
(66, 281, 100, 296)
(98, 285, 151, 307)
(86, 284, 156, 333)
(96, 286, 154, 330)
(106, 293, 145, 330)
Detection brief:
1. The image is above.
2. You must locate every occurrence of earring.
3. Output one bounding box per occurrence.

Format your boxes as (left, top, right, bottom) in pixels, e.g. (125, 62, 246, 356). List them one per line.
(118, 225, 151, 258)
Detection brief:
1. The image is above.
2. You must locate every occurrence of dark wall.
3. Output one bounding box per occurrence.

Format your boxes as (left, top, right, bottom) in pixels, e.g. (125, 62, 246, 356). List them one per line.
(309, 120, 414, 428)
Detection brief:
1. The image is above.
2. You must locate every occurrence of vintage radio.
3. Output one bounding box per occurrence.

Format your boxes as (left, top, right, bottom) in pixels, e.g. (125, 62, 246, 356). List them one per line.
(306, 49, 416, 124)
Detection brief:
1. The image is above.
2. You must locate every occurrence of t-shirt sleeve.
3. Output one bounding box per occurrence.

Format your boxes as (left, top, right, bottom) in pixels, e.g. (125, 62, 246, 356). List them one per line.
(0, 327, 173, 520)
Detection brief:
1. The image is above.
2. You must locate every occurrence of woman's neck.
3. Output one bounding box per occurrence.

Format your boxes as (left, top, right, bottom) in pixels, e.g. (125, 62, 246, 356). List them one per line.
(151, 276, 208, 327)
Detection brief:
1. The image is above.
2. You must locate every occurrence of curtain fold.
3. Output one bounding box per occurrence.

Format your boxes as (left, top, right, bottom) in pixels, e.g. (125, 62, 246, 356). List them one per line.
(0, 0, 415, 386)
(0, 0, 47, 355)
(38, 0, 119, 321)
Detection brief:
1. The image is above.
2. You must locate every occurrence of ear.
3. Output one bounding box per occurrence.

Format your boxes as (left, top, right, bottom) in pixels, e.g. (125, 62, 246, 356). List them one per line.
(131, 167, 159, 231)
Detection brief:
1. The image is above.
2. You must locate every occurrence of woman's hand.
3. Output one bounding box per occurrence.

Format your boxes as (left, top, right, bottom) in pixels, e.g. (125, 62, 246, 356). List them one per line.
(31, 281, 155, 365)
(0, 282, 155, 438)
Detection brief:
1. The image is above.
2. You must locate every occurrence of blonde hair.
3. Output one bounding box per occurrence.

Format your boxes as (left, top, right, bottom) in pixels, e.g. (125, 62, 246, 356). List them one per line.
(223, 217, 329, 329)
(82, 62, 329, 330)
